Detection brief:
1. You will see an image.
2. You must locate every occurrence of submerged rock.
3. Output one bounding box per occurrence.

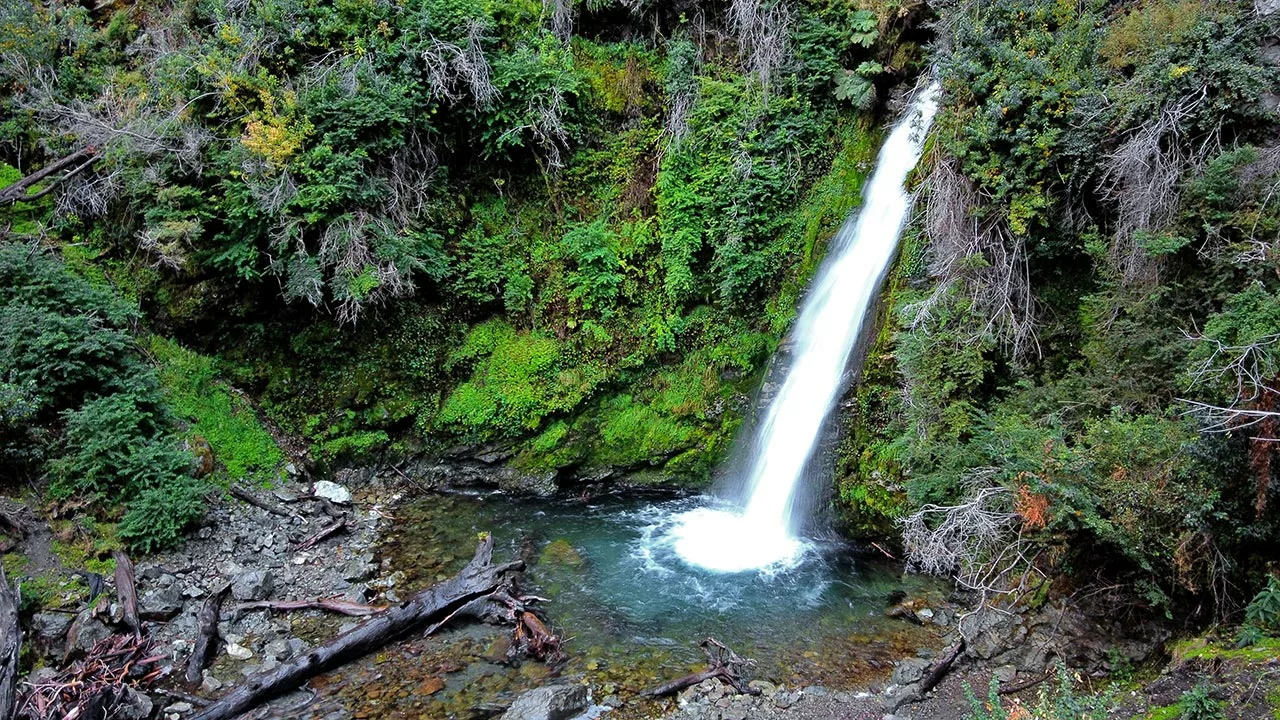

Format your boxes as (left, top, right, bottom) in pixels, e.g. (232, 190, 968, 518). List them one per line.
(500, 683, 588, 720)
(538, 539, 584, 568)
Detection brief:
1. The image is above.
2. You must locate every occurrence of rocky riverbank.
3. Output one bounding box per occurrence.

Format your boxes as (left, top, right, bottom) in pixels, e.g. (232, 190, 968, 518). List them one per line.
(6, 469, 1276, 720)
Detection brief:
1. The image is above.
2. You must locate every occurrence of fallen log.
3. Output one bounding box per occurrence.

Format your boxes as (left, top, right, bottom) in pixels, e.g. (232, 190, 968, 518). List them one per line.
(918, 639, 965, 695)
(0, 565, 20, 720)
(190, 535, 522, 720)
(111, 551, 141, 639)
(998, 670, 1051, 695)
(644, 638, 760, 698)
(229, 485, 297, 519)
(232, 597, 386, 617)
(0, 148, 98, 205)
(295, 517, 347, 550)
(184, 583, 230, 688)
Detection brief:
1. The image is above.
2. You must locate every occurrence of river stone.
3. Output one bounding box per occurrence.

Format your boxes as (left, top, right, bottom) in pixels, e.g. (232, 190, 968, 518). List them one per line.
(312, 480, 352, 505)
(264, 638, 293, 661)
(225, 641, 253, 660)
(891, 657, 931, 686)
(881, 684, 921, 712)
(343, 553, 377, 582)
(500, 683, 588, 720)
(231, 569, 274, 601)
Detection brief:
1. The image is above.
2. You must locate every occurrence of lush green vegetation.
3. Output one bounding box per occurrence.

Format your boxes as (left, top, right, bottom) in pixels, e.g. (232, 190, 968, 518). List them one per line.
(0, 0, 925, 487)
(0, 243, 203, 551)
(843, 0, 1280, 616)
(1, 0, 1277, 642)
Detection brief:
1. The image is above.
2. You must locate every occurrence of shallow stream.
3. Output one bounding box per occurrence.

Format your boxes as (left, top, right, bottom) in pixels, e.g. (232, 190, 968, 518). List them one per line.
(299, 491, 945, 719)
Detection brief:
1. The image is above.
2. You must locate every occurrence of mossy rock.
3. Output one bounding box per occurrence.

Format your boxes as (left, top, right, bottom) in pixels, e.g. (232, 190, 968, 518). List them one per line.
(539, 539, 585, 569)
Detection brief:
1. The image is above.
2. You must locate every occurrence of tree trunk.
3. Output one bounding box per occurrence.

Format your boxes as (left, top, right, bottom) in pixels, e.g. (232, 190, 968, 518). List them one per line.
(111, 551, 141, 639)
(189, 536, 521, 720)
(0, 566, 20, 720)
(0, 148, 98, 204)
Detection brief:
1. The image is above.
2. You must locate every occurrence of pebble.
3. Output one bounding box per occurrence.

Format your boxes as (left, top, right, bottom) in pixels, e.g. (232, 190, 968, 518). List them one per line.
(225, 642, 254, 660)
(163, 702, 193, 713)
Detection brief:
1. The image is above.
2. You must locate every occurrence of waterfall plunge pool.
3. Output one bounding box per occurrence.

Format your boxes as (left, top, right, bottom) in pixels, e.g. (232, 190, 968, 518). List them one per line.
(295, 491, 946, 719)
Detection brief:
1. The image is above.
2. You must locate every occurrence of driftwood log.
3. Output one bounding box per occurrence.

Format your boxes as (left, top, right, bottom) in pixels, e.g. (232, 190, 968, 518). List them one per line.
(184, 583, 231, 688)
(111, 551, 141, 639)
(228, 485, 297, 519)
(232, 597, 386, 617)
(0, 566, 19, 720)
(295, 518, 346, 550)
(918, 639, 964, 694)
(644, 638, 760, 697)
(189, 535, 522, 720)
(998, 669, 1052, 695)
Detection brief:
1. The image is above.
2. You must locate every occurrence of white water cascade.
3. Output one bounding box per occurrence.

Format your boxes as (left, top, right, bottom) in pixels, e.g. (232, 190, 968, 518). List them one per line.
(670, 83, 942, 573)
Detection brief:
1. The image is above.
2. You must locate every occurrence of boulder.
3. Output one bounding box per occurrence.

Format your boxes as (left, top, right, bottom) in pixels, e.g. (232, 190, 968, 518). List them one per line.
(30, 612, 73, 656)
(891, 658, 931, 686)
(500, 684, 588, 720)
(140, 584, 184, 619)
(231, 569, 274, 602)
(116, 687, 154, 720)
(65, 609, 113, 655)
(311, 480, 352, 505)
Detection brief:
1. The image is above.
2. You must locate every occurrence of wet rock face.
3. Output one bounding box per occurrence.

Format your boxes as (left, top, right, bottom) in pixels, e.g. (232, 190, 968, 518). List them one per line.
(499, 683, 589, 720)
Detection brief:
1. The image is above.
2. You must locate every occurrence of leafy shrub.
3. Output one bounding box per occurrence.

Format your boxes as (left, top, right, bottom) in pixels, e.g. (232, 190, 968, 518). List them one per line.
(1178, 683, 1225, 720)
(119, 477, 208, 554)
(964, 663, 1113, 720)
(0, 242, 202, 552)
(1241, 576, 1280, 643)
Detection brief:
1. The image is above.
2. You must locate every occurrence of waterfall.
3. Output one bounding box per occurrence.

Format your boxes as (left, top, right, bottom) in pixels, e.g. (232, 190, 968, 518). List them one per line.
(670, 83, 942, 573)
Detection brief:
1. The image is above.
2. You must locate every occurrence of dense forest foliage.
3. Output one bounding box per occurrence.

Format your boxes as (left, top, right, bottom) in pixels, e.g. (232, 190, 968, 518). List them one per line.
(1, 0, 1278, 629)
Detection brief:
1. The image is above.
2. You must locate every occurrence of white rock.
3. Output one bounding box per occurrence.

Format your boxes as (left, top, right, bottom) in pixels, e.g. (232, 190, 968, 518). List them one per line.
(225, 642, 253, 660)
(312, 480, 352, 505)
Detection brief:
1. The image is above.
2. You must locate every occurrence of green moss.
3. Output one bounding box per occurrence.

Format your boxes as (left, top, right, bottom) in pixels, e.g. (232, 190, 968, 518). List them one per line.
(539, 539, 585, 568)
(438, 320, 606, 438)
(150, 337, 285, 484)
(1138, 704, 1182, 720)
(1171, 636, 1280, 664)
(593, 394, 695, 466)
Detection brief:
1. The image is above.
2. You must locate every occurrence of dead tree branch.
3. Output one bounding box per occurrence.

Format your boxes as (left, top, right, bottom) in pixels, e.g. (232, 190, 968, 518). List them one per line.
(184, 582, 231, 688)
(643, 638, 760, 697)
(111, 551, 141, 640)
